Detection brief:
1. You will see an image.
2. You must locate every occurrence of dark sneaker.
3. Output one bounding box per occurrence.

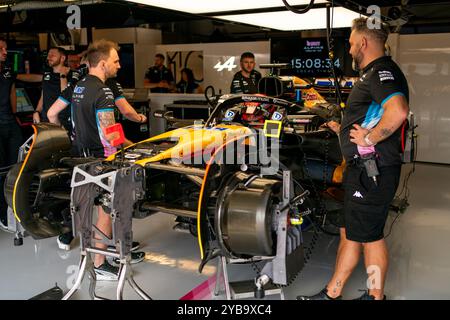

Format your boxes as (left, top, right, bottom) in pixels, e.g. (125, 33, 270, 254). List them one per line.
(297, 287, 342, 300)
(113, 251, 146, 265)
(57, 232, 74, 251)
(94, 261, 119, 281)
(107, 241, 140, 252)
(353, 290, 386, 300)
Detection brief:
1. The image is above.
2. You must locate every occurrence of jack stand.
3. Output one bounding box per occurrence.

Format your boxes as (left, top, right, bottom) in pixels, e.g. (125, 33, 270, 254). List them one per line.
(213, 256, 284, 300)
(63, 162, 151, 300)
(213, 169, 304, 300)
(63, 248, 150, 300)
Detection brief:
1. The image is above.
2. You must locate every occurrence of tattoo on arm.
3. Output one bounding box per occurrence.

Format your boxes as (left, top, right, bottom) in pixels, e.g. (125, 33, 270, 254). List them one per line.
(380, 128, 393, 138)
(97, 110, 115, 129)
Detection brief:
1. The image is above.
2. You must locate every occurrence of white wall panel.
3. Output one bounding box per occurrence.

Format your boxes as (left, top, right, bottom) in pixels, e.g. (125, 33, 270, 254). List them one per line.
(394, 33, 450, 164)
(156, 41, 271, 94)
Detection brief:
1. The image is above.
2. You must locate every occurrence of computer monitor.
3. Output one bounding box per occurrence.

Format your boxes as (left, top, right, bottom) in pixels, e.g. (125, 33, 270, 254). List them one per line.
(16, 88, 35, 113)
(7, 50, 25, 74)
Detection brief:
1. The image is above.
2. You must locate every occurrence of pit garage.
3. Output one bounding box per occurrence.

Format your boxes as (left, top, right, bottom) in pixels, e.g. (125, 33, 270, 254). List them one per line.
(0, 0, 449, 302)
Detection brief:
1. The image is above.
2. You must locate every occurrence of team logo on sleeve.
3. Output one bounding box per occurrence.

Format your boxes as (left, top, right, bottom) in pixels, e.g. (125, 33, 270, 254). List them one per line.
(102, 87, 114, 100)
(72, 72, 80, 81)
(378, 70, 395, 83)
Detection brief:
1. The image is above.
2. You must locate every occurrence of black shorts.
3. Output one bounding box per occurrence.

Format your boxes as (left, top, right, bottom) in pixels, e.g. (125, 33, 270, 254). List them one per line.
(341, 165, 401, 243)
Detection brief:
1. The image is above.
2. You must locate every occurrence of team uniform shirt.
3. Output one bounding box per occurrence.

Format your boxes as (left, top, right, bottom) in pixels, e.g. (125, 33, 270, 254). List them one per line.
(59, 77, 125, 140)
(71, 75, 117, 158)
(60, 77, 124, 104)
(340, 56, 409, 167)
(176, 80, 199, 94)
(0, 65, 17, 124)
(144, 66, 174, 93)
(230, 70, 262, 94)
(105, 78, 126, 101)
(41, 70, 77, 128)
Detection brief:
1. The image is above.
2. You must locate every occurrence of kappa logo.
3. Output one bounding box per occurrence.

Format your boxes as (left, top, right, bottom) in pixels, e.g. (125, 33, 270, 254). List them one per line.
(353, 191, 364, 198)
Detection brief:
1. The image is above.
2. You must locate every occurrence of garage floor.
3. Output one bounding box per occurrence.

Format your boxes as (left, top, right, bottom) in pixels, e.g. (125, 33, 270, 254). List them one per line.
(0, 163, 449, 300)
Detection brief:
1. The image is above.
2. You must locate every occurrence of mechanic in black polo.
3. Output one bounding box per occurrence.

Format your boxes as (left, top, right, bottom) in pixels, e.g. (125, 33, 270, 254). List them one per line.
(0, 37, 23, 227)
(71, 40, 147, 279)
(297, 17, 409, 300)
(72, 47, 132, 158)
(230, 52, 262, 94)
(48, 56, 147, 144)
(33, 47, 77, 132)
(143, 53, 175, 93)
(48, 52, 146, 254)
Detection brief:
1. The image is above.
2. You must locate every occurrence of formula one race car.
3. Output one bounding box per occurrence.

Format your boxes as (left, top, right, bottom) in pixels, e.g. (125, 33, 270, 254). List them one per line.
(4, 76, 346, 290)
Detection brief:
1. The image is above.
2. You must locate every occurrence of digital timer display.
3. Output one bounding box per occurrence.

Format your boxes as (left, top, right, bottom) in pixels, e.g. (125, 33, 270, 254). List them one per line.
(291, 58, 341, 74)
(272, 37, 356, 77)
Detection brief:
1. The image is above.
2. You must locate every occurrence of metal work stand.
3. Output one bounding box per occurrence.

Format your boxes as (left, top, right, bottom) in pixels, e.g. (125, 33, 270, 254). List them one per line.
(63, 247, 150, 300)
(213, 170, 306, 300)
(62, 162, 151, 300)
(213, 256, 284, 300)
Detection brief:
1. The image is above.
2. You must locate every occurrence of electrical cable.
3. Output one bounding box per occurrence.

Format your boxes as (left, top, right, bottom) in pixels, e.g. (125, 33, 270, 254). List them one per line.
(325, 1, 344, 106)
(328, 0, 334, 39)
(384, 211, 401, 239)
(385, 128, 418, 239)
(204, 85, 217, 109)
(282, 0, 315, 15)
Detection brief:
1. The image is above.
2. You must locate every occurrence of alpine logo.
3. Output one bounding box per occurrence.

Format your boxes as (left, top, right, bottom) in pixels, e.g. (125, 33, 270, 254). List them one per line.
(353, 191, 364, 198)
(214, 57, 237, 72)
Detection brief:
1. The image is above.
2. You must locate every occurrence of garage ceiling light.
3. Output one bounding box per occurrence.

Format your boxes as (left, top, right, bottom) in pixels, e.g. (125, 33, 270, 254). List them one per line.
(126, 0, 328, 14)
(214, 7, 360, 31)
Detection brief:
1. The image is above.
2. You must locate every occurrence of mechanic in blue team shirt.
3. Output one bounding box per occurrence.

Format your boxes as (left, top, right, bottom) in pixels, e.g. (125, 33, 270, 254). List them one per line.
(297, 17, 409, 301)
